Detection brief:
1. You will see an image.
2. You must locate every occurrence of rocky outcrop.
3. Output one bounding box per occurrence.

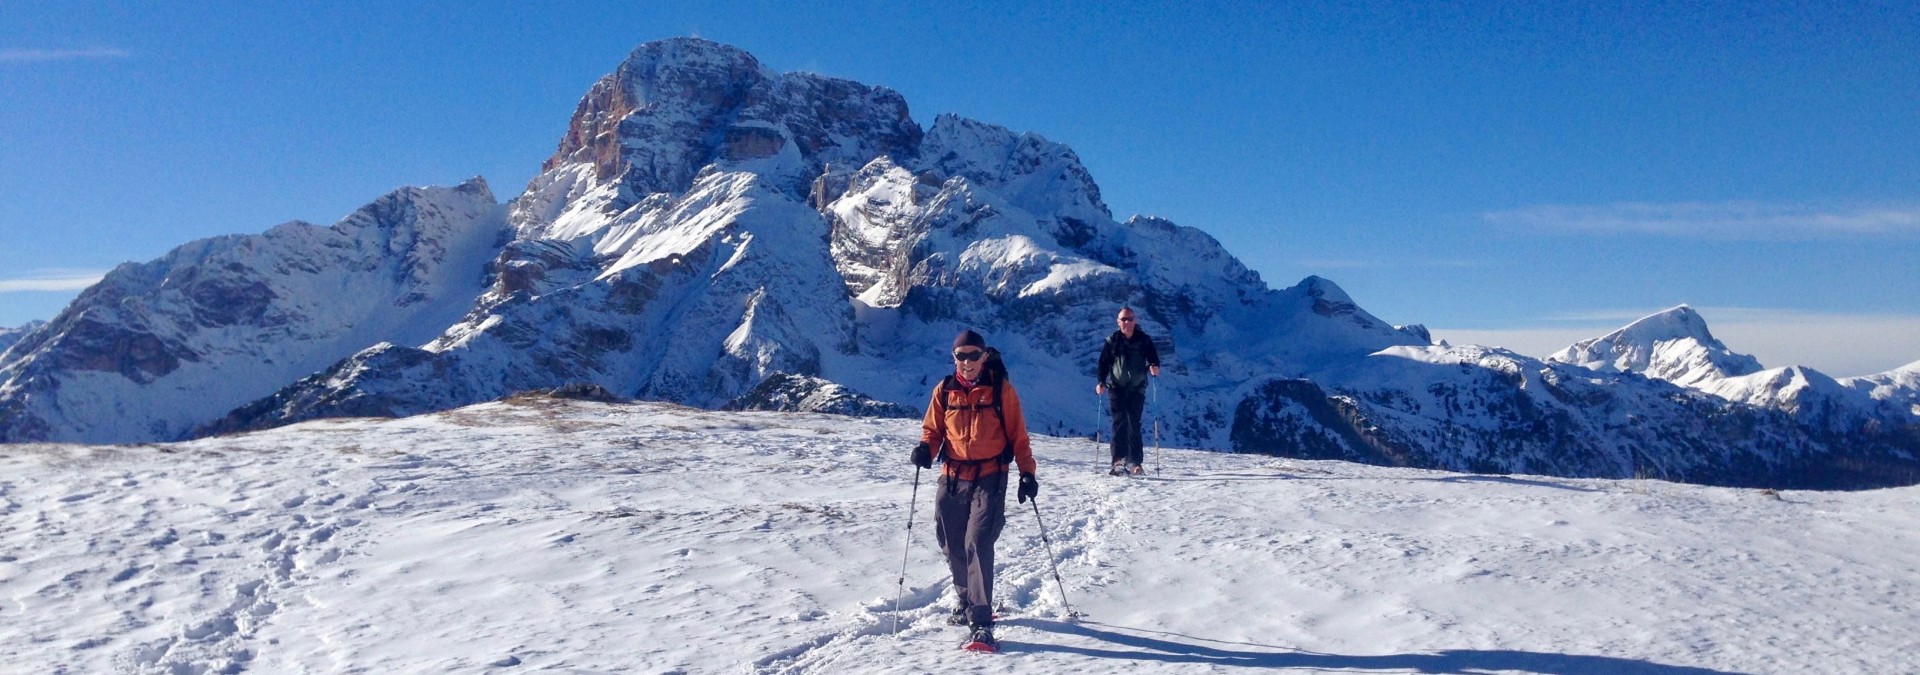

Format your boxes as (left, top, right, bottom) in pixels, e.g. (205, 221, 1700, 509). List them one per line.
(724, 373, 914, 418)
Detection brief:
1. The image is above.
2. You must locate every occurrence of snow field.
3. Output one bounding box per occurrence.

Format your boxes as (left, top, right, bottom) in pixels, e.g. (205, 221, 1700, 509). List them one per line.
(1, 396, 1914, 673)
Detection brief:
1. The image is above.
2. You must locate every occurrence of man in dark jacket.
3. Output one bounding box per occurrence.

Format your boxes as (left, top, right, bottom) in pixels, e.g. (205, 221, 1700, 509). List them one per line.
(1095, 307, 1160, 475)
(911, 329, 1038, 650)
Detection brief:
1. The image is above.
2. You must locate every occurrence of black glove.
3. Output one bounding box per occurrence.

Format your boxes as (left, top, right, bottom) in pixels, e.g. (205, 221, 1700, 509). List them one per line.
(1017, 472, 1038, 503)
(911, 442, 933, 469)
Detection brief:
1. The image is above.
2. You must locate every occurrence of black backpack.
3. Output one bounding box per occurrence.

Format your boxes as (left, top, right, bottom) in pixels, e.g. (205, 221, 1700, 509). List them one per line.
(980, 346, 1008, 384)
(1108, 334, 1150, 389)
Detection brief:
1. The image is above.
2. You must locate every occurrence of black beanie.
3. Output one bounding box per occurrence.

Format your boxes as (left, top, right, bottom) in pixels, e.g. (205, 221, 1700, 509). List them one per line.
(953, 329, 985, 350)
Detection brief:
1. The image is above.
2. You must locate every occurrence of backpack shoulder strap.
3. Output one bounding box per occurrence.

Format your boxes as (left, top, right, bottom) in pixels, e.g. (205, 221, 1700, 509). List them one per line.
(991, 377, 1014, 464)
(935, 375, 957, 413)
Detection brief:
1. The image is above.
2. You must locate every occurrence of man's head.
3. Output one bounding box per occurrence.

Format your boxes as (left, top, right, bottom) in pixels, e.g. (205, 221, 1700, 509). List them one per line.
(1116, 308, 1137, 337)
(952, 329, 987, 381)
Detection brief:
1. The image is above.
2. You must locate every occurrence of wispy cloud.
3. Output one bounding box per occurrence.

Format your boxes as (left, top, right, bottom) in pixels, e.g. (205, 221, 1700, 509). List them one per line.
(0, 269, 107, 293)
(1297, 258, 1483, 271)
(0, 47, 131, 64)
(1484, 202, 1920, 240)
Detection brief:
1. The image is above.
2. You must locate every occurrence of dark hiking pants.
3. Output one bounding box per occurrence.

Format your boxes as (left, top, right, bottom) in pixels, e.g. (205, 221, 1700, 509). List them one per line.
(1109, 386, 1147, 467)
(934, 469, 1007, 627)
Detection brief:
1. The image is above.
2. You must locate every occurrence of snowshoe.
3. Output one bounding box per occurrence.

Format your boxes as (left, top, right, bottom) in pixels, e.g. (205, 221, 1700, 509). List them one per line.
(1109, 461, 1127, 476)
(946, 606, 968, 626)
(1127, 463, 1145, 476)
(961, 625, 999, 653)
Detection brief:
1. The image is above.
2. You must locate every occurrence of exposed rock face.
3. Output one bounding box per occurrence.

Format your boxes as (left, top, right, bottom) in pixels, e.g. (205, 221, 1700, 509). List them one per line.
(7, 38, 1917, 489)
(724, 373, 914, 418)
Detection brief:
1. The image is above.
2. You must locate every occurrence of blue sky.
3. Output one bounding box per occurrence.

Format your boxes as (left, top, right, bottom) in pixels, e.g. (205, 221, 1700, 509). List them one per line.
(3, 1, 1916, 376)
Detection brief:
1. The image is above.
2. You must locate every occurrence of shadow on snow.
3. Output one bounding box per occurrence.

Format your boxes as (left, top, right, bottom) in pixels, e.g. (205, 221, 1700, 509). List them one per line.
(1153, 470, 1609, 493)
(1002, 619, 1745, 674)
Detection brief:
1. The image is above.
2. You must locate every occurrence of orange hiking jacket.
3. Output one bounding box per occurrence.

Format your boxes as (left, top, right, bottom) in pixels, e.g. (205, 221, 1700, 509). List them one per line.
(920, 375, 1037, 480)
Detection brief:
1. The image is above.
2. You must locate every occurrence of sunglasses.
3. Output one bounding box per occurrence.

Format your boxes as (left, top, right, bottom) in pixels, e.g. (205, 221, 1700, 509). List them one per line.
(1118, 317, 1135, 323)
(952, 349, 985, 362)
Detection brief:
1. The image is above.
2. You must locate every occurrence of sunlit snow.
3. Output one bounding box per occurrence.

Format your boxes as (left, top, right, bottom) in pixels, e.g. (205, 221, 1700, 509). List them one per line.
(3, 398, 1913, 673)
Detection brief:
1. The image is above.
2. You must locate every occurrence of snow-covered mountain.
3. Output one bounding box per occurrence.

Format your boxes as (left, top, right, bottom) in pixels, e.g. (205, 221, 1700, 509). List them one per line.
(0, 320, 45, 359)
(193, 38, 1429, 447)
(0, 180, 507, 443)
(5, 399, 1916, 672)
(1545, 307, 1920, 442)
(1848, 359, 1920, 417)
(2, 38, 1916, 488)
(1547, 305, 1763, 388)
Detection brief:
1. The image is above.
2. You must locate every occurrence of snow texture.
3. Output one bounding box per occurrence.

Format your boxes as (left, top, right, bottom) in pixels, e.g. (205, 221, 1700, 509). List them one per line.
(2, 398, 1914, 673)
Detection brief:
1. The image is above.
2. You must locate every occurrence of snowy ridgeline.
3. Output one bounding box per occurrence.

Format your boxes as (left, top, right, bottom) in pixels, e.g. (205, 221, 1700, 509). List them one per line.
(5, 37, 1916, 492)
(2, 399, 1915, 673)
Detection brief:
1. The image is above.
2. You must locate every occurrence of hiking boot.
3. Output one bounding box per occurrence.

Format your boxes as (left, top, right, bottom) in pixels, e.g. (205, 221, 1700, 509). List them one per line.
(963, 624, 998, 650)
(1128, 463, 1144, 475)
(1109, 461, 1127, 476)
(946, 605, 968, 626)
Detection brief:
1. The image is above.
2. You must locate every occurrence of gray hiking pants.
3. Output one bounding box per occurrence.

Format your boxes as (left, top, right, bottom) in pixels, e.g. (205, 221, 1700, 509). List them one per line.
(934, 469, 1007, 627)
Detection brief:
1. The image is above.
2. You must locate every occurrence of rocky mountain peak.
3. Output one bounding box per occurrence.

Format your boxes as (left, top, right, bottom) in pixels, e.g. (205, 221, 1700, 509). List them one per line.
(1297, 275, 1361, 315)
(543, 38, 773, 182)
(1298, 275, 1352, 303)
(530, 39, 922, 237)
(451, 175, 493, 201)
(922, 113, 1109, 222)
(1548, 305, 1764, 388)
(1618, 305, 1715, 343)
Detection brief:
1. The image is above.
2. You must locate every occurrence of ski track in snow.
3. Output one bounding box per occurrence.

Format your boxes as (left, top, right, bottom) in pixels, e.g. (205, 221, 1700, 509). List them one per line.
(2, 397, 1915, 673)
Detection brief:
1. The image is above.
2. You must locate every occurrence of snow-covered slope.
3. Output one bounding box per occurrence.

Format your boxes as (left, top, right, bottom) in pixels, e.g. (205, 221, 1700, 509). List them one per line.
(1844, 359, 1920, 417)
(0, 179, 507, 443)
(3, 399, 1914, 673)
(1547, 305, 1763, 388)
(0, 320, 45, 361)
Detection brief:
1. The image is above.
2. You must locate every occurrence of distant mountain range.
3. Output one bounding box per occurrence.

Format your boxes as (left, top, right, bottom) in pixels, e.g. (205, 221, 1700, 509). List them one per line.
(3, 38, 1915, 488)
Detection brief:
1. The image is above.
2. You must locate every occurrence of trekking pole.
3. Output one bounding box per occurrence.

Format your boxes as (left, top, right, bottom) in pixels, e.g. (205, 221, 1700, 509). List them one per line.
(1093, 392, 1105, 474)
(1152, 378, 1162, 475)
(1029, 497, 1080, 619)
(892, 465, 923, 634)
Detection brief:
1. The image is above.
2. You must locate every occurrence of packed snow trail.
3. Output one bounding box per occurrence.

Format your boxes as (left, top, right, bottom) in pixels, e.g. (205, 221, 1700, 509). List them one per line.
(2, 397, 1914, 673)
